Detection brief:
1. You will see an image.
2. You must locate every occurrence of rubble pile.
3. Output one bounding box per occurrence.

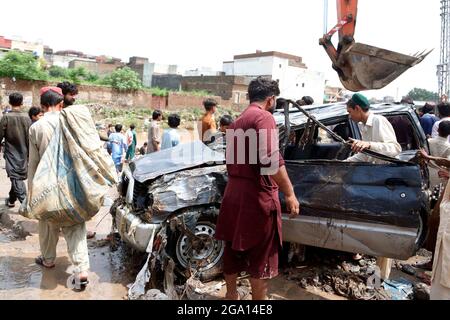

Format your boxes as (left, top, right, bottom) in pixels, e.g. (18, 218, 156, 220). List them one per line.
(283, 247, 435, 300)
(284, 250, 391, 300)
(287, 265, 390, 300)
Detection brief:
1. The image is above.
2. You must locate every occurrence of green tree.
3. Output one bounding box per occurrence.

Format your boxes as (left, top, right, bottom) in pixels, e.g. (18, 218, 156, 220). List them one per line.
(407, 88, 438, 102)
(0, 51, 48, 80)
(85, 72, 99, 83)
(48, 65, 69, 78)
(101, 67, 143, 91)
(67, 67, 89, 84)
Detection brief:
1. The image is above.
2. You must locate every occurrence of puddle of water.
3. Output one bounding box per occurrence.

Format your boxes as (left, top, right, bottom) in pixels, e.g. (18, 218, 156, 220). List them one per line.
(0, 256, 43, 290)
(0, 228, 136, 300)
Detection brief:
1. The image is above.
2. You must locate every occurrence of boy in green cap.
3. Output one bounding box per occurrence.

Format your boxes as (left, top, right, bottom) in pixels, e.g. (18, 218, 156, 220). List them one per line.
(345, 93, 401, 163)
(345, 93, 402, 278)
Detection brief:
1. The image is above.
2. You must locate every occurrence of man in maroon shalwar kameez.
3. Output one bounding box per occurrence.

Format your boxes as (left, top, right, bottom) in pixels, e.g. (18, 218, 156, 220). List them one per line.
(216, 77, 300, 300)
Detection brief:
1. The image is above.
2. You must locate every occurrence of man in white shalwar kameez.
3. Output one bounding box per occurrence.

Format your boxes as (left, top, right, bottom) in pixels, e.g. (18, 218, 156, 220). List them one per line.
(345, 93, 402, 280)
(420, 150, 450, 300)
(28, 86, 90, 290)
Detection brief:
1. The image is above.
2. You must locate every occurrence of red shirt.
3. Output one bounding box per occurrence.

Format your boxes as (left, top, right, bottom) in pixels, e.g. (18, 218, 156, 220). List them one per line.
(215, 104, 285, 251)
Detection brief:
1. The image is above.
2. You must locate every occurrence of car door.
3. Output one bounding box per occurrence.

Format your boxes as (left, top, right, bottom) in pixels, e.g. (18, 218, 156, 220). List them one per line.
(280, 112, 426, 260)
(281, 160, 424, 260)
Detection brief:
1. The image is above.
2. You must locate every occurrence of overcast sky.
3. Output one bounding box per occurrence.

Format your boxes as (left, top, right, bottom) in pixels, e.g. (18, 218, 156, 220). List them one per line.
(0, 0, 441, 99)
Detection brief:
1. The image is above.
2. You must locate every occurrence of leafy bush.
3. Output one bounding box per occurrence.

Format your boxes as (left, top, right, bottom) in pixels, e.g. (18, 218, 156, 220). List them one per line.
(101, 67, 143, 91)
(0, 51, 48, 80)
(85, 72, 99, 83)
(48, 65, 69, 78)
(67, 67, 89, 84)
(149, 87, 169, 97)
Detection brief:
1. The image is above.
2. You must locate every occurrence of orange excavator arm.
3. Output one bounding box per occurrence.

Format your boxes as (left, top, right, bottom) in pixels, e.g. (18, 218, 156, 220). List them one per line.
(320, 0, 431, 92)
(319, 0, 357, 69)
(336, 0, 357, 44)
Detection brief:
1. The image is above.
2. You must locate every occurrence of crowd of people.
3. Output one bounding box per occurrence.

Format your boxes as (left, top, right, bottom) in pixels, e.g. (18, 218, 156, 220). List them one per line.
(1, 76, 450, 300)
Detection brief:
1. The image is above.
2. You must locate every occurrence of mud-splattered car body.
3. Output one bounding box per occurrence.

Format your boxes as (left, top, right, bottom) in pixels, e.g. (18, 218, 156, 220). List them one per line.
(112, 103, 431, 280)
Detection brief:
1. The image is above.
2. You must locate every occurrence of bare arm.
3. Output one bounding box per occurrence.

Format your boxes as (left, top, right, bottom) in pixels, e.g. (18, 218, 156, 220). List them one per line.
(430, 156, 450, 168)
(419, 149, 450, 168)
(271, 166, 300, 218)
(271, 166, 294, 196)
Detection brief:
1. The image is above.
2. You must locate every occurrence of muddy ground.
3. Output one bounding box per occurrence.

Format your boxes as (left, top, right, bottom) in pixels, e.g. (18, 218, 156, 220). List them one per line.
(0, 156, 433, 300)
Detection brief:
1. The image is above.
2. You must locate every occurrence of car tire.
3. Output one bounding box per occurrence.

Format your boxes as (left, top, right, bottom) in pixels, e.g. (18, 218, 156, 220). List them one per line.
(166, 209, 224, 282)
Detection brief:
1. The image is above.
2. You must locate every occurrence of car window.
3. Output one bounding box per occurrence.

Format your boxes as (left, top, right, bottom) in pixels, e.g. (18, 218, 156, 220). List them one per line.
(284, 120, 353, 161)
(317, 127, 337, 144)
(317, 122, 352, 144)
(386, 114, 419, 151)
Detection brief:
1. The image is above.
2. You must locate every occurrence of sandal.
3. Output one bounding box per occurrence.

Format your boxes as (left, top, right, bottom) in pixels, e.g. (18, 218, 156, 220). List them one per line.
(35, 256, 55, 269)
(5, 198, 15, 208)
(71, 277, 89, 292)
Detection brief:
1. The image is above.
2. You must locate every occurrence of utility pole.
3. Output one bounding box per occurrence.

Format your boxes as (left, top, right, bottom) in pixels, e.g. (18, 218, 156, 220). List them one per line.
(323, 0, 329, 35)
(438, 0, 450, 102)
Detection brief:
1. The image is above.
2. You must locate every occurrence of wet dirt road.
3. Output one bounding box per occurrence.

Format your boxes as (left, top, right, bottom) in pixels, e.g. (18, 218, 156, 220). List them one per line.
(0, 197, 135, 300)
(0, 154, 136, 300)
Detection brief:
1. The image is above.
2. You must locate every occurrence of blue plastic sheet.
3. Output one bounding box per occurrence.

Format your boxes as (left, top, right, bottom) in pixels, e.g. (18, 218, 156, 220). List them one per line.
(382, 278, 414, 300)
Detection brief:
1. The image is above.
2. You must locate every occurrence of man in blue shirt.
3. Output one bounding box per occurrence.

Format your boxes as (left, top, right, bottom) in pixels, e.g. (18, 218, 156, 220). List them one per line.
(420, 103, 439, 138)
(108, 124, 128, 173)
(161, 114, 181, 150)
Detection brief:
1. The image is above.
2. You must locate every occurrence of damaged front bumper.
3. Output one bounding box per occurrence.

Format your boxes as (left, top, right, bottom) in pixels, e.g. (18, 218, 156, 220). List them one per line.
(114, 204, 160, 252)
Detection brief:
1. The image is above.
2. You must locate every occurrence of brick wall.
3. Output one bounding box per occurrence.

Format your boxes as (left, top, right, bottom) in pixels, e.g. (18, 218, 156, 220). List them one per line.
(0, 78, 153, 108)
(0, 78, 244, 111)
(166, 92, 226, 110)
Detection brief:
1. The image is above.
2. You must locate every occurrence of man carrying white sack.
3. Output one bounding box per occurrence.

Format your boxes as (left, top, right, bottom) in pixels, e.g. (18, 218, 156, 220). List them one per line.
(27, 86, 117, 291)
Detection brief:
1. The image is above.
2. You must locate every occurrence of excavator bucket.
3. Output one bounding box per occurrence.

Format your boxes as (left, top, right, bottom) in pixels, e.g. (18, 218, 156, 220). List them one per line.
(335, 42, 432, 92)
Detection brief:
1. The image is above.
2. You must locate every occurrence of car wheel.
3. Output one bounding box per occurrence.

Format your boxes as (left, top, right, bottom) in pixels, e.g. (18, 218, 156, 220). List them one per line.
(167, 213, 224, 282)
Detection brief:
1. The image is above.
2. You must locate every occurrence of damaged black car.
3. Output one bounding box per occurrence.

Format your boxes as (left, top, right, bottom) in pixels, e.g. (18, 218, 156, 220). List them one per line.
(111, 101, 434, 283)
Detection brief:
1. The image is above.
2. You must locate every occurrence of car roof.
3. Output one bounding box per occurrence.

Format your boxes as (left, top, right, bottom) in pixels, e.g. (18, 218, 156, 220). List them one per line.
(273, 102, 417, 128)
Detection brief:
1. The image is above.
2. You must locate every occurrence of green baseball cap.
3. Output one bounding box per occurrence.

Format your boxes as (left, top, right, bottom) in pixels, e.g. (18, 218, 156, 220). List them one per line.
(350, 93, 370, 109)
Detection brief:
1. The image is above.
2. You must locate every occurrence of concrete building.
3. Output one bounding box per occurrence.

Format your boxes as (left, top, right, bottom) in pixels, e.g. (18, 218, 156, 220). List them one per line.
(324, 85, 347, 103)
(0, 36, 11, 59)
(0, 35, 44, 57)
(0, 36, 11, 51)
(44, 50, 97, 68)
(223, 50, 325, 104)
(68, 59, 123, 76)
(184, 67, 220, 77)
(128, 57, 178, 87)
(152, 74, 183, 91)
(181, 75, 250, 106)
(10, 39, 44, 57)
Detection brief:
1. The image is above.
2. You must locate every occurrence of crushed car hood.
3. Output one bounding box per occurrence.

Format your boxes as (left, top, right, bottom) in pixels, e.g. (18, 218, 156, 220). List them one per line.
(130, 140, 225, 183)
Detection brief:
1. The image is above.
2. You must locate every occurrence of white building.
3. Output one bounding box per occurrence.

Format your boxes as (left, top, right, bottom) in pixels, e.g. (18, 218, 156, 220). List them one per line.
(223, 51, 325, 104)
(11, 39, 44, 57)
(183, 66, 220, 77)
